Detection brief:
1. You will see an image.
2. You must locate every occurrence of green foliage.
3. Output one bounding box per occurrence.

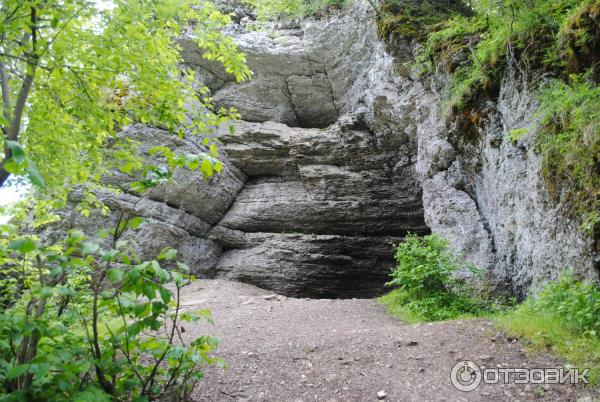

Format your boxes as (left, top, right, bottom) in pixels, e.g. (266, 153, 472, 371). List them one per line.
(387, 233, 466, 294)
(247, 0, 301, 20)
(0, 215, 219, 401)
(536, 76, 600, 235)
(418, 14, 489, 106)
(0, 131, 231, 399)
(0, 1, 252, 399)
(148, 145, 223, 180)
(497, 271, 600, 383)
(380, 233, 500, 322)
(0, 0, 250, 197)
(557, 0, 600, 78)
(416, 0, 600, 235)
(420, 0, 593, 107)
(245, 0, 348, 21)
(382, 238, 600, 382)
(418, 0, 600, 108)
(535, 272, 600, 335)
(0, 228, 38, 308)
(377, 0, 472, 42)
(1, 142, 45, 190)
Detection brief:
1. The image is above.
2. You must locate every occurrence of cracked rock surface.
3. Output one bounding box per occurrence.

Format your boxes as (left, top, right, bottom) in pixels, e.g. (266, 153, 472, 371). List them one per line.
(69, 1, 596, 299)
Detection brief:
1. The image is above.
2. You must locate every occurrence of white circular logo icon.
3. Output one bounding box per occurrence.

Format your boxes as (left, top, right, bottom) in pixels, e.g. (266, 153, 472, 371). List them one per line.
(451, 360, 482, 392)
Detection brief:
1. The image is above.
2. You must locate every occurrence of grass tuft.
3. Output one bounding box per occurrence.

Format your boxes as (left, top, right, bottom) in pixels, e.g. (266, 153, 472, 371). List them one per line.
(496, 271, 600, 384)
(496, 309, 600, 385)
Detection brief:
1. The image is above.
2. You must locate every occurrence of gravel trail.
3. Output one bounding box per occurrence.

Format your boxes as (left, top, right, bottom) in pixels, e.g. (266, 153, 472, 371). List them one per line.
(181, 280, 594, 402)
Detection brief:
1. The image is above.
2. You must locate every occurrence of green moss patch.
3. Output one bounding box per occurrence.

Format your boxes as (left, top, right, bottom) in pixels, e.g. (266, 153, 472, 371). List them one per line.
(559, 1, 600, 79)
(376, 0, 472, 42)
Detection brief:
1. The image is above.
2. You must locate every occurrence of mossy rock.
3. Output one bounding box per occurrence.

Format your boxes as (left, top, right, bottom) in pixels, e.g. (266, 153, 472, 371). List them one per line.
(560, 0, 600, 80)
(377, 0, 472, 43)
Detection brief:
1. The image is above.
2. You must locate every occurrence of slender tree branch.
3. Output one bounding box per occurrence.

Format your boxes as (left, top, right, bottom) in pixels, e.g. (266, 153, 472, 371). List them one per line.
(79, 313, 99, 362)
(0, 52, 50, 69)
(37, 4, 87, 60)
(143, 283, 182, 395)
(8, 6, 38, 142)
(67, 66, 94, 103)
(91, 270, 114, 395)
(112, 296, 146, 385)
(0, 61, 11, 124)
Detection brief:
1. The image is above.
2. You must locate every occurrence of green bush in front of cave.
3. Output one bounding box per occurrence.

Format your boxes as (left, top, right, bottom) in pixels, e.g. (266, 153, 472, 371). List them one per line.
(381, 233, 600, 384)
(379, 233, 506, 322)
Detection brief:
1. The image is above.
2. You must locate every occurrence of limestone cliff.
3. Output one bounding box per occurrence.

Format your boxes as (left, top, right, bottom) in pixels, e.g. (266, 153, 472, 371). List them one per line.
(64, 1, 597, 298)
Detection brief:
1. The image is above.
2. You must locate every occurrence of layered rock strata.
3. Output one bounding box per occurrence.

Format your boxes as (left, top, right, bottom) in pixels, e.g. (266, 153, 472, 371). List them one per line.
(70, 1, 596, 298)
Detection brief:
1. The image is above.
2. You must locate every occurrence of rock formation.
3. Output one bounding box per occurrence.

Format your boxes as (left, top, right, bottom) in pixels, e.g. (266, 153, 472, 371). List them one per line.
(67, 1, 596, 299)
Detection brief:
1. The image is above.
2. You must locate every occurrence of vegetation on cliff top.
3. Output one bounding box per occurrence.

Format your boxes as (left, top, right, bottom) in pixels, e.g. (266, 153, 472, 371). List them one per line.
(376, 0, 472, 42)
(379, 0, 599, 238)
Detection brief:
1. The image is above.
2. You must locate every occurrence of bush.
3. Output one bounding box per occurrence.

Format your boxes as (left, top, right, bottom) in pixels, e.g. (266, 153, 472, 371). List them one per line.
(380, 233, 495, 322)
(532, 272, 600, 336)
(0, 161, 226, 400)
(497, 272, 600, 383)
(0, 214, 219, 401)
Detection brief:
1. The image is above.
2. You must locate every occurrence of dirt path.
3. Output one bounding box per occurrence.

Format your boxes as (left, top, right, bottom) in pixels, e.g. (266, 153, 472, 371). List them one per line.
(181, 280, 593, 402)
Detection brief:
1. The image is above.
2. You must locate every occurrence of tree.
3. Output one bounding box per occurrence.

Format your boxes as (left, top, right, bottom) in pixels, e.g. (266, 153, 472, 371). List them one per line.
(0, 0, 250, 194)
(0, 1, 250, 399)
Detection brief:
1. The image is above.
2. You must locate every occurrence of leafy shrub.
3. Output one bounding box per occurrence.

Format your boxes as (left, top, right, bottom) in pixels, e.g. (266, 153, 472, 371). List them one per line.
(0, 0, 248, 398)
(497, 272, 600, 383)
(380, 233, 493, 322)
(0, 214, 219, 401)
(534, 271, 600, 336)
(0, 151, 227, 400)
